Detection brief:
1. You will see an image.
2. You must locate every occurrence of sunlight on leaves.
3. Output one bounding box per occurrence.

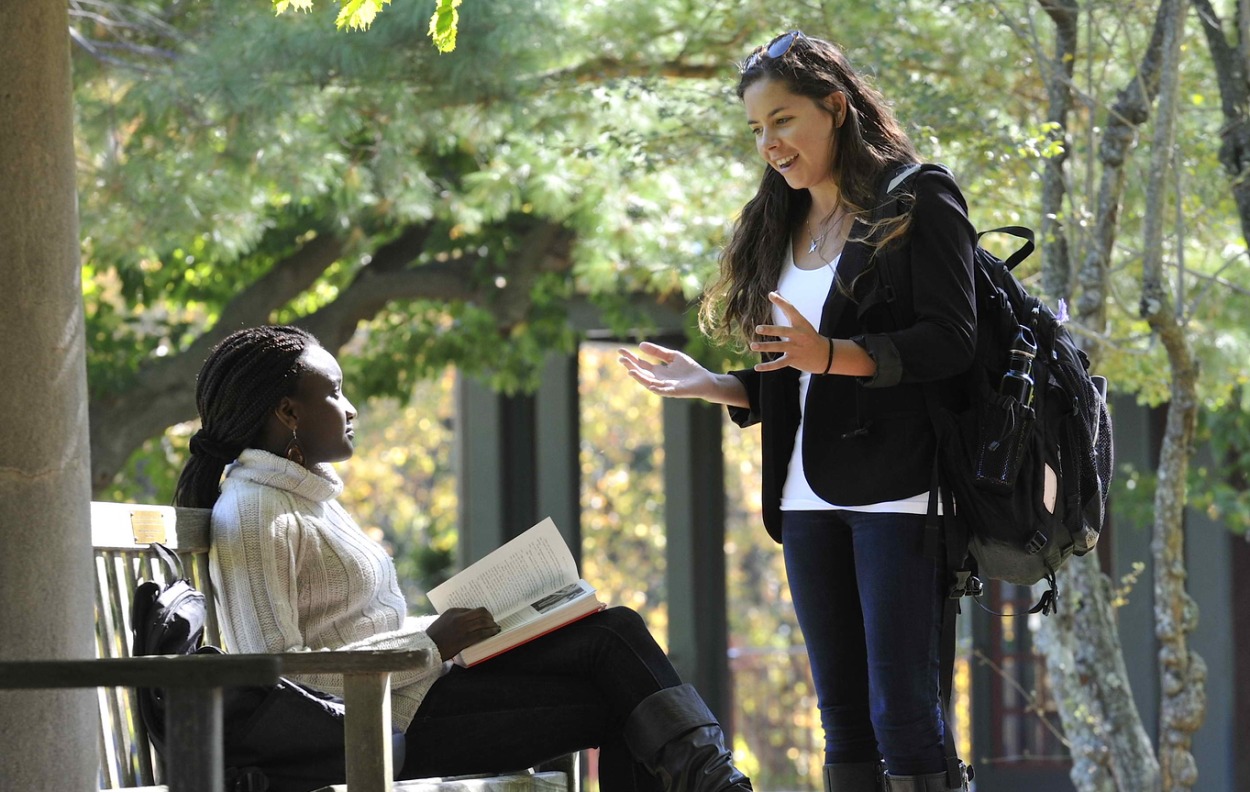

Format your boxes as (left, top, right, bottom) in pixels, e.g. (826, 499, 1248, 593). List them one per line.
(273, 0, 314, 12)
(271, 0, 457, 52)
(334, 0, 390, 31)
(429, 0, 462, 53)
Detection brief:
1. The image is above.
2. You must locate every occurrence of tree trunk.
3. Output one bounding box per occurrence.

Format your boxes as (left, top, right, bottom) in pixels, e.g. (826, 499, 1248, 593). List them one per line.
(1038, 563, 1159, 792)
(1038, 0, 1078, 303)
(1193, 0, 1250, 265)
(1141, 3, 1206, 788)
(1033, 1, 1167, 790)
(0, 2, 100, 788)
(1145, 323, 1205, 792)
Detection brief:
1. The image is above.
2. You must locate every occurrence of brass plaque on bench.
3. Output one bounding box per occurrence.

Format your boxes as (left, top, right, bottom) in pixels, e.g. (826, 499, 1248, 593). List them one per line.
(130, 509, 170, 545)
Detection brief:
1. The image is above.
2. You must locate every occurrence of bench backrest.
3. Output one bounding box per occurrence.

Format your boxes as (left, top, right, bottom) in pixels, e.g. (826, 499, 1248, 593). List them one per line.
(92, 501, 217, 789)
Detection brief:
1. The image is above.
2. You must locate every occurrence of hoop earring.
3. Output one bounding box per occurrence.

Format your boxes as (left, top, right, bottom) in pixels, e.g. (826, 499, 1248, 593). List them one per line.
(285, 429, 305, 466)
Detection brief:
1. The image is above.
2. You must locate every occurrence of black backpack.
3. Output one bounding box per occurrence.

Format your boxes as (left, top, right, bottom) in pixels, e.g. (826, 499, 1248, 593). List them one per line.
(876, 164, 1114, 615)
(130, 543, 406, 792)
(871, 163, 1114, 791)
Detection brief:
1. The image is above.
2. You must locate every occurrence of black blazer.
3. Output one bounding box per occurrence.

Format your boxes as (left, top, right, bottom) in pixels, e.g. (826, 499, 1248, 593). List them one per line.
(728, 166, 977, 542)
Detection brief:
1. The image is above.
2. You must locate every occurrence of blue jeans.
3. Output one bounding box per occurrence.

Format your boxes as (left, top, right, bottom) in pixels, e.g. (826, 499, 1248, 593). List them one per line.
(402, 606, 681, 790)
(782, 510, 947, 775)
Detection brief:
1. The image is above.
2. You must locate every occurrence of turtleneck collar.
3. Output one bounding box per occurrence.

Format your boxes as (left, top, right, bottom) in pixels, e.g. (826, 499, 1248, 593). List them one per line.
(225, 448, 344, 503)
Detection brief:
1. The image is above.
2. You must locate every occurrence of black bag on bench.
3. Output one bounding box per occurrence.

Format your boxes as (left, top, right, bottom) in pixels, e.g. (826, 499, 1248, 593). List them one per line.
(131, 543, 406, 792)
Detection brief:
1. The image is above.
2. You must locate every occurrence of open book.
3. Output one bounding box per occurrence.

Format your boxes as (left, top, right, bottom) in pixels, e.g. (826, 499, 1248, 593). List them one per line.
(426, 517, 605, 667)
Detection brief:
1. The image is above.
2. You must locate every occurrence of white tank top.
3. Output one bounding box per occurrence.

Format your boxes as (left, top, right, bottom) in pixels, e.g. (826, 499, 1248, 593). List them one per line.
(774, 241, 932, 514)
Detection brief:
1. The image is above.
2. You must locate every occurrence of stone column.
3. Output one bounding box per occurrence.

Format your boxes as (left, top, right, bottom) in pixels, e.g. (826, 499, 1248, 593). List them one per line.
(0, 2, 98, 789)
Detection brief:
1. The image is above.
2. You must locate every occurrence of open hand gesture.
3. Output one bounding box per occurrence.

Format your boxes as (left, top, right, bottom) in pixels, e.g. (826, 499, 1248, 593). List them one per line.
(617, 342, 714, 399)
(751, 292, 832, 374)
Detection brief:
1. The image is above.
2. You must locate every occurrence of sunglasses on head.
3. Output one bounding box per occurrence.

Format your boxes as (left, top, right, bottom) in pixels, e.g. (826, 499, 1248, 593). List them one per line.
(743, 30, 804, 72)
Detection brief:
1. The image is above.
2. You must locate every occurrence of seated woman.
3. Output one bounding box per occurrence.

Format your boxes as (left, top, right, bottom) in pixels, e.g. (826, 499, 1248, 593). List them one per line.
(174, 324, 751, 792)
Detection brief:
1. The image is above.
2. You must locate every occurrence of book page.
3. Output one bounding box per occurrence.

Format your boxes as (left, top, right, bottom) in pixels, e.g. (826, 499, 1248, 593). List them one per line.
(456, 580, 603, 667)
(426, 518, 579, 620)
(495, 580, 594, 631)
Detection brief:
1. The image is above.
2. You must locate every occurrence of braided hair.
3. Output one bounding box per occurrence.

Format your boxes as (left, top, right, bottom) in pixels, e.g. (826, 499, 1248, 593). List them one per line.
(174, 325, 320, 509)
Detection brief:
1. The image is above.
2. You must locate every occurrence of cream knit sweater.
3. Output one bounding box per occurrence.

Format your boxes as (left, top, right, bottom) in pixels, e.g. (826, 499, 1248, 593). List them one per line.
(209, 449, 444, 730)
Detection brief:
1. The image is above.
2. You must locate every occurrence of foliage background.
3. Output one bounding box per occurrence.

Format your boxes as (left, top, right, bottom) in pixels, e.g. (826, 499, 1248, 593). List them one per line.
(78, 0, 1250, 788)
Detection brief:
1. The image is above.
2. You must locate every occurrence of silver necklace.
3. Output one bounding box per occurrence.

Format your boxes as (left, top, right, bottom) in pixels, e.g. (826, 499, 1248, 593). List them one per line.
(806, 206, 845, 254)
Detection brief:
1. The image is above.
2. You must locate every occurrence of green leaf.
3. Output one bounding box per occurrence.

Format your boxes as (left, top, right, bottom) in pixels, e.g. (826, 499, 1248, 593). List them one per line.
(428, 0, 461, 53)
(273, 0, 314, 14)
(272, 0, 393, 31)
(335, 0, 391, 31)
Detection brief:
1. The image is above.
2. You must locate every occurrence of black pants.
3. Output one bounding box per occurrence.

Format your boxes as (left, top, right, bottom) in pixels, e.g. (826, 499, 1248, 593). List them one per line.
(401, 606, 683, 790)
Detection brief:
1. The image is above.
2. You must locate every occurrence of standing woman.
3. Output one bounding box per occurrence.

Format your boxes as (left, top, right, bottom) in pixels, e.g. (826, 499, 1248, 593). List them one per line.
(175, 324, 753, 792)
(618, 31, 976, 792)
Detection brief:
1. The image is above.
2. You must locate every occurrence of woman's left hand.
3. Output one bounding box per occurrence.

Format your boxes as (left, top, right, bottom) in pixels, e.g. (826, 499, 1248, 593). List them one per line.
(751, 292, 832, 374)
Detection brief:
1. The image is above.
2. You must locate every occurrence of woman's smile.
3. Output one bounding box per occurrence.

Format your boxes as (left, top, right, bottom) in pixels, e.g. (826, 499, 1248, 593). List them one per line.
(743, 76, 838, 194)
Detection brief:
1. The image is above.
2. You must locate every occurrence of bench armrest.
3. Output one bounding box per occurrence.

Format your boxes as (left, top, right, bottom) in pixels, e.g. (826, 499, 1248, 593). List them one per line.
(0, 654, 282, 690)
(0, 655, 282, 792)
(0, 649, 432, 792)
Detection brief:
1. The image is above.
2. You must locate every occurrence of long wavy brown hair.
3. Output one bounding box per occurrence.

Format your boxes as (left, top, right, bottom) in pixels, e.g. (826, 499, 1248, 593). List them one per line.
(699, 32, 918, 350)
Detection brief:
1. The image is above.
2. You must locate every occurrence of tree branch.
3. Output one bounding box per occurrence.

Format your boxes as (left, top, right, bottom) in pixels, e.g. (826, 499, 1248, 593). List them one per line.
(87, 219, 577, 493)
(1075, 0, 1172, 325)
(532, 55, 728, 86)
(88, 231, 347, 491)
(68, 0, 185, 70)
(300, 220, 574, 350)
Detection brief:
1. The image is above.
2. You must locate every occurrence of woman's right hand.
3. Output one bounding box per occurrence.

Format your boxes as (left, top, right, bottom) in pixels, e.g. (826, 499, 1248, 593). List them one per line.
(427, 607, 500, 662)
(617, 342, 714, 399)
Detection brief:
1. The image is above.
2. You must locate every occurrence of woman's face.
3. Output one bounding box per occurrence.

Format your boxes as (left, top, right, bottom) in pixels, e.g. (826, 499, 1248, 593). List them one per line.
(743, 77, 841, 193)
(286, 345, 357, 466)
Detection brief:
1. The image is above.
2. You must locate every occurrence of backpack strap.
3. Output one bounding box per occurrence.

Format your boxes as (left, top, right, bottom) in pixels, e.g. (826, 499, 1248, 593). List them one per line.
(150, 542, 187, 582)
(876, 162, 948, 230)
(872, 163, 977, 585)
(928, 459, 976, 789)
(876, 164, 974, 788)
(978, 226, 1035, 272)
(886, 162, 924, 193)
(939, 596, 972, 789)
(968, 572, 1059, 617)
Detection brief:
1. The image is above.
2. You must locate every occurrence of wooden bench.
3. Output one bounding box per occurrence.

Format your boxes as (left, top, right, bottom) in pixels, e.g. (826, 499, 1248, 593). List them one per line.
(0, 501, 574, 792)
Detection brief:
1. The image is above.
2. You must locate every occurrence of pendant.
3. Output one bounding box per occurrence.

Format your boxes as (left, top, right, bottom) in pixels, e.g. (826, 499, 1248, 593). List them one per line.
(809, 238, 819, 254)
